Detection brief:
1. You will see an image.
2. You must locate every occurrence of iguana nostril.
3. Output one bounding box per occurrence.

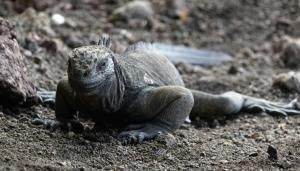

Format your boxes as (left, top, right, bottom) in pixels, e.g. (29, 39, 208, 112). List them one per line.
(83, 71, 89, 77)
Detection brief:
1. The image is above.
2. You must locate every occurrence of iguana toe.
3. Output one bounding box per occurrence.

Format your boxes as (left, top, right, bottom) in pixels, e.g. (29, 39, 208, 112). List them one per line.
(118, 124, 164, 144)
(244, 98, 300, 117)
(119, 130, 161, 144)
(32, 118, 84, 133)
(36, 89, 56, 108)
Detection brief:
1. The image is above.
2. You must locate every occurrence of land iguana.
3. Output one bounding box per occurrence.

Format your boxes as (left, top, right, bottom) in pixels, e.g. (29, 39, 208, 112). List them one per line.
(37, 34, 300, 144)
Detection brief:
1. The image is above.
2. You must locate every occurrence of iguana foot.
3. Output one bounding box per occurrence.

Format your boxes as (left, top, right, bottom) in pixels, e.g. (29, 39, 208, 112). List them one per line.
(118, 123, 166, 144)
(32, 118, 84, 133)
(243, 96, 300, 117)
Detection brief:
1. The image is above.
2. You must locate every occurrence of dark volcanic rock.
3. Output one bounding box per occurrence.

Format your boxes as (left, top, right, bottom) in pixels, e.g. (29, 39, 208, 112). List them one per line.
(14, 0, 58, 12)
(267, 145, 278, 161)
(0, 18, 36, 106)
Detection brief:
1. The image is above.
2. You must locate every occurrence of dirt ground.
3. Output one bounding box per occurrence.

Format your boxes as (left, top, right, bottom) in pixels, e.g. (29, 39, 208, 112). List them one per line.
(0, 0, 300, 170)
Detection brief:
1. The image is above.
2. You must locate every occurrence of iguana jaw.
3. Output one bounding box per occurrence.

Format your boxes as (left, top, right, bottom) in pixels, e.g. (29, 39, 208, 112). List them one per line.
(68, 74, 113, 94)
(68, 77, 101, 93)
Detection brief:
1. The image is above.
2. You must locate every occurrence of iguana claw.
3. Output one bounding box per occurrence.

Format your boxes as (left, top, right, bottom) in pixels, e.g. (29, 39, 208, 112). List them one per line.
(243, 96, 300, 117)
(32, 118, 84, 133)
(36, 89, 56, 105)
(118, 124, 163, 144)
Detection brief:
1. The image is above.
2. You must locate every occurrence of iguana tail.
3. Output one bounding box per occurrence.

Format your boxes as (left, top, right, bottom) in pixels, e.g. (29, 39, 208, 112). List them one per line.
(189, 90, 300, 119)
(152, 43, 232, 65)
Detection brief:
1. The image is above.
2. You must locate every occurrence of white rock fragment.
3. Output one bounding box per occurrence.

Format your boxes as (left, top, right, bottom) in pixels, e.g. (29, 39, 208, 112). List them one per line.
(51, 13, 65, 25)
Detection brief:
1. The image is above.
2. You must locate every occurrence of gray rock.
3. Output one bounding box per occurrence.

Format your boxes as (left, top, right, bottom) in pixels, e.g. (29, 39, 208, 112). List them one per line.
(273, 72, 300, 93)
(157, 133, 177, 146)
(111, 0, 154, 21)
(31, 118, 45, 125)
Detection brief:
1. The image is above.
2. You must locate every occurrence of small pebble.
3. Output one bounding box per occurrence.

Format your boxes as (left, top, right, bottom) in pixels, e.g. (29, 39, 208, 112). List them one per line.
(228, 65, 238, 75)
(265, 134, 275, 142)
(4, 156, 10, 162)
(219, 159, 229, 164)
(19, 117, 29, 122)
(199, 152, 206, 157)
(31, 118, 45, 125)
(157, 133, 177, 146)
(249, 152, 258, 157)
(210, 156, 216, 160)
(57, 161, 67, 166)
(7, 121, 17, 128)
(32, 113, 41, 119)
(67, 131, 76, 138)
(23, 50, 32, 57)
(51, 150, 57, 155)
(79, 167, 86, 171)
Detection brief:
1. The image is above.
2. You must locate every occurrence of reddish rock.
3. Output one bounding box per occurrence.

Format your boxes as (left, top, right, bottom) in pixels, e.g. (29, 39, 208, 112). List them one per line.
(0, 18, 36, 106)
(0, 19, 16, 39)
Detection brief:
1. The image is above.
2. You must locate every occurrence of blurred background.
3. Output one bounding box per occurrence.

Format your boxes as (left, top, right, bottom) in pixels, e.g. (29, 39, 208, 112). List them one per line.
(1, 0, 300, 91)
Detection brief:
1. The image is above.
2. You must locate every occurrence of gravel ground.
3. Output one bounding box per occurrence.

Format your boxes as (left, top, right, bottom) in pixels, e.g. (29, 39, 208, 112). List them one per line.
(0, 0, 299, 170)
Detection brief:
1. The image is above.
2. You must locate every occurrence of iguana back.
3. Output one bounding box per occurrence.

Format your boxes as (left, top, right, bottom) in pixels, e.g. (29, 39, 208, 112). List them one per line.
(118, 42, 184, 89)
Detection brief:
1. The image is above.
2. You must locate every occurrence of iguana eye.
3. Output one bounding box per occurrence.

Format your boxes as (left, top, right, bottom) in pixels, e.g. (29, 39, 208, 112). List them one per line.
(96, 59, 107, 71)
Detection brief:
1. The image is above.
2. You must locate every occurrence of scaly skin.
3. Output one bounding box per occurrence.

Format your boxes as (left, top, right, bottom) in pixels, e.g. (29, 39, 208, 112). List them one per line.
(38, 34, 300, 144)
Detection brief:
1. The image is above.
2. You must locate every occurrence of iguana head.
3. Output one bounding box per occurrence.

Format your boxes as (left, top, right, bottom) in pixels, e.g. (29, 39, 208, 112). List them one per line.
(67, 34, 115, 93)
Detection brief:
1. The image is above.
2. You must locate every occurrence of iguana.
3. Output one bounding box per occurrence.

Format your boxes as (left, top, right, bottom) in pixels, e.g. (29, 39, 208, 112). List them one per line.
(37, 34, 300, 144)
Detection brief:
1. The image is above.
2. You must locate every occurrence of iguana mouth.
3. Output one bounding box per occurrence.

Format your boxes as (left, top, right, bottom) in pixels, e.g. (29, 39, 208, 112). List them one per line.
(68, 76, 103, 93)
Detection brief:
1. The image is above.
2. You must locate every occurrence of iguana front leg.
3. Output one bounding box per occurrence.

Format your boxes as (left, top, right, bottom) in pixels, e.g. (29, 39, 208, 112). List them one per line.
(34, 79, 84, 132)
(54, 79, 86, 132)
(119, 86, 194, 144)
(190, 90, 300, 119)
